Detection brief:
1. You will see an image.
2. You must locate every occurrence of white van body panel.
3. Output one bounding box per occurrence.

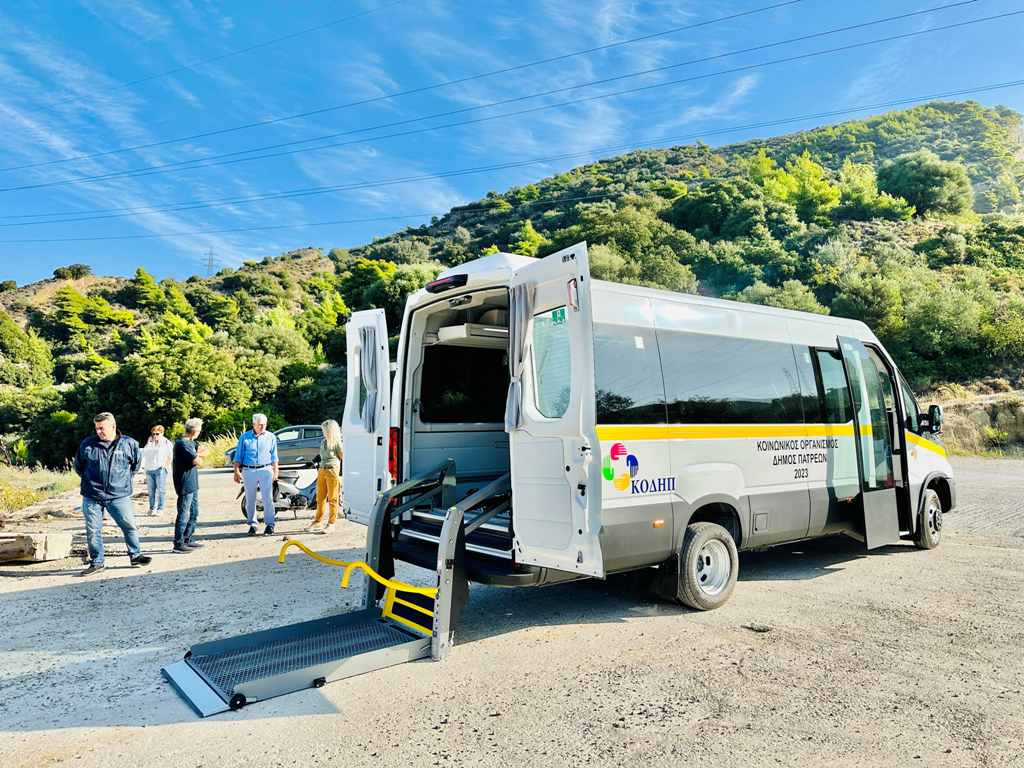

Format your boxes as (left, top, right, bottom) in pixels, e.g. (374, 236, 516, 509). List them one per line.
(345, 244, 954, 581)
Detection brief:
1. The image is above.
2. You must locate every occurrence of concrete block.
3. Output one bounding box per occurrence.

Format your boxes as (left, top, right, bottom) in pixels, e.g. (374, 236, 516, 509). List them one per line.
(0, 533, 74, 563)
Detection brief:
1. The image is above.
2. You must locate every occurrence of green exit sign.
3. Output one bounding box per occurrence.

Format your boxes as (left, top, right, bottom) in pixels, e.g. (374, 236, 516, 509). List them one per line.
(551, 308, 566, 325)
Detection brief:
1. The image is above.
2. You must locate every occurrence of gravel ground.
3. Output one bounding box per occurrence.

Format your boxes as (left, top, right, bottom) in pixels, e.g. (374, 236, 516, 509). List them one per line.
(0, 457, 1022, 768)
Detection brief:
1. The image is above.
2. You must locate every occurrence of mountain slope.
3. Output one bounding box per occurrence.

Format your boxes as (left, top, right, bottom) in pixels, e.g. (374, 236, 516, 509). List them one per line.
(3, 99, 1024, 465)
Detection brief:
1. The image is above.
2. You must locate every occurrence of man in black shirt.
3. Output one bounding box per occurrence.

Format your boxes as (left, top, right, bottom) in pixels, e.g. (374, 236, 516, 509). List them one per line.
(172, 418, 206, 553)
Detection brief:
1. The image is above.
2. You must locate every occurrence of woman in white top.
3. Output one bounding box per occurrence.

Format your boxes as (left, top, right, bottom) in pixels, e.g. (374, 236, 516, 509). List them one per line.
(142, 424, 174, 515)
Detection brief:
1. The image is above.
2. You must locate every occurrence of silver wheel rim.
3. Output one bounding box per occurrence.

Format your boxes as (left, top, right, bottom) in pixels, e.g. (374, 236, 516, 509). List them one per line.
(926, 500, 943, 542)
(694, 539, 732, 596)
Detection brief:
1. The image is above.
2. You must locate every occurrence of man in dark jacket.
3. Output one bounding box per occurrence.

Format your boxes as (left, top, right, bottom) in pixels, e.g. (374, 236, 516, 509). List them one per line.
(73, 412, 152, 577)
(172, 417, 206, 553)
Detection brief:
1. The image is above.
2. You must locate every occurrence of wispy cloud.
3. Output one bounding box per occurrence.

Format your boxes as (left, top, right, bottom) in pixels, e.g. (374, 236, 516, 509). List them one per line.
(79, 0, 173, 42)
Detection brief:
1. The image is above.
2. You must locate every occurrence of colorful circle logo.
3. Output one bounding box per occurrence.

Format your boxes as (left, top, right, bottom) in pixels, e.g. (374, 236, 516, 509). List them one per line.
(602, 442, 639, 491)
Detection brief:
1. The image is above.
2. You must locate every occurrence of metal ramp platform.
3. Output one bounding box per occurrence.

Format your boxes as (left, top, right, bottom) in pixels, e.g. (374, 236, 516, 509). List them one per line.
(163, 609, 429, 717)
(162, 467, 470, 717)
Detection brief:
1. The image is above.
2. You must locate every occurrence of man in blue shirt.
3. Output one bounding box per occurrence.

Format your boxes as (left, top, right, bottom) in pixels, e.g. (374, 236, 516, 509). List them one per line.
(73, 412, 152, 576)
(233, 413, 279, 536)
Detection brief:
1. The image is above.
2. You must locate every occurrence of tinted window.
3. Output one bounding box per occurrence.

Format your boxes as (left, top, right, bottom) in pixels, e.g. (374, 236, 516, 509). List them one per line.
(814, 349, 853, 424)
(658, 331, 803, 423)
(899, 375, 920, 433)
(276, 429, 300, 442)
(532, 307, 571, 419)
(302, 428, 323, 440)
(593, 323, 666, 424)
(793, 346, 822, 423)
(420, 344, 508, 423)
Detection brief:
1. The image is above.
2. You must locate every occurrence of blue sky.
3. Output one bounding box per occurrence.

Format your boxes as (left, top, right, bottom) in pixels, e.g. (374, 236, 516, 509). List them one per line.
(1, 0, 1022, 285)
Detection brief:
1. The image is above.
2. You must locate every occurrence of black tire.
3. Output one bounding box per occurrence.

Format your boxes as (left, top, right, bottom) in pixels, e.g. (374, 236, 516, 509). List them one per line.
(915, 488, 943, 550)
(675, 522, 739, 611)
(229, 693, 246, 711)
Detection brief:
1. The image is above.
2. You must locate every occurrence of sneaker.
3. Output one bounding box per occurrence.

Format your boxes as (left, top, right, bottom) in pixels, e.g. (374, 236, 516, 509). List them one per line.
(148, 509, 157, 516)
(76, 563, 105, 577)
(305, 523, 321, 532)
(185, 541, 204, 549)
(130, 554, 153, 566)
(172, 546, 192, 554)
(263, 525, 275, 536)
(319, 524, 335, 535)
(247, 525, 257, 536)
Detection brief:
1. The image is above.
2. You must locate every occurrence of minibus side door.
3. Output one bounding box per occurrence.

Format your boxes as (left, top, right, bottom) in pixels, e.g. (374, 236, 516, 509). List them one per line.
(837, 336, 902, 548)
(507, 242, 604, 577)
(342, 309, 391, 525)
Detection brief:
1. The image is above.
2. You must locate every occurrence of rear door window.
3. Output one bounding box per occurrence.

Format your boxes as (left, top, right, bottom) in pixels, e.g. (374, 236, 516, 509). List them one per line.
(532, 307, 572, 419)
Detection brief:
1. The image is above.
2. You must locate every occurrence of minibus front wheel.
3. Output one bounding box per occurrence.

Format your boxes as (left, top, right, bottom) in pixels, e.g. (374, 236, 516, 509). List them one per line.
(676, 522, 739, 611)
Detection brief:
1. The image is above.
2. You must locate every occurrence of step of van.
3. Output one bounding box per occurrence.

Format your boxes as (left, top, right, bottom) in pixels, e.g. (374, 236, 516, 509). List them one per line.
(391, 536, 541, 588)
(398, 517, 512, 561)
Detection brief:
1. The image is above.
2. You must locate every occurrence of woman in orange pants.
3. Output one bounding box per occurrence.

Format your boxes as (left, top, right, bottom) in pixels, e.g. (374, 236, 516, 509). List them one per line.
(308, 419, 343, 534)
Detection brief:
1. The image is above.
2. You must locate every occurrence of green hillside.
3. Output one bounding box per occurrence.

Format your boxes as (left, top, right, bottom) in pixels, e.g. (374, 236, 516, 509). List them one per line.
(3, 99, 1024, 467)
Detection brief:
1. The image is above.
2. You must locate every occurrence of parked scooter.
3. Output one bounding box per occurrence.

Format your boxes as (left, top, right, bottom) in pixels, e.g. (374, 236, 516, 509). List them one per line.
(237, 465, 318, 522)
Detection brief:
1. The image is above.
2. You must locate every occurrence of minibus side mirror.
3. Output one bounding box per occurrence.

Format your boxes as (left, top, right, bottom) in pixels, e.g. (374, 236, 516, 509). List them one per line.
(927, 404, 943, 433)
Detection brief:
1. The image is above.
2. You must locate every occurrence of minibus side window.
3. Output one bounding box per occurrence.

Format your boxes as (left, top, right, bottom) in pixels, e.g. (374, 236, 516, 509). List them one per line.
(532, 307, 571, 419)
(899, 375, 920, 433)
(593, 323, 667, 424)
(657, 331, 803, 424)
(793, 346, 822, 423)
(813, 349, 852, 424)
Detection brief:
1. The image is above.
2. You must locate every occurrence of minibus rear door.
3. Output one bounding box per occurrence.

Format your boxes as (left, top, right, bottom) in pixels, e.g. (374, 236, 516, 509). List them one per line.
(342, 309, 391, 525)
(507, 242, 604, 577)
(837, 336, 902, 549)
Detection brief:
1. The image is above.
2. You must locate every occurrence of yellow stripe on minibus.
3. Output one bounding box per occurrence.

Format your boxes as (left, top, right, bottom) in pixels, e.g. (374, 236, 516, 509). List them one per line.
(906, 430, 947, 457)
(595, 423, 857, 442)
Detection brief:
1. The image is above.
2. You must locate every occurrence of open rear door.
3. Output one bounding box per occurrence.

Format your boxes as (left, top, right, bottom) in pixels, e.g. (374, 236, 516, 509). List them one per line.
(506, 242, 603, 577)
(342, 309, 390, 525)
(837, 336, 902, 549)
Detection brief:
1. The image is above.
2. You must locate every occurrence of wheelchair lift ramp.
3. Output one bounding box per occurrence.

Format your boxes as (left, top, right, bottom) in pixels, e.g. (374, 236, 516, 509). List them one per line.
(162, 609, 429, 717)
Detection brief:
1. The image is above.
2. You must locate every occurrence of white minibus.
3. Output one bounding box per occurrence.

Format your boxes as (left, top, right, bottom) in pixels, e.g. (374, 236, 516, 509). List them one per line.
(343, 242, 955, 609)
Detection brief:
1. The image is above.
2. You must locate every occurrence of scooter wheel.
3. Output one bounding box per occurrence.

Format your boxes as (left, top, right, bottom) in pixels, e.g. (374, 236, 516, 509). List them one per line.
(229, 693, 246, 710)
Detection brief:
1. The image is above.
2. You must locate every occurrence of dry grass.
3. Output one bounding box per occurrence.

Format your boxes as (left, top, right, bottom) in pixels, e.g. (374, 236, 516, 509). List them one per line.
(0, 465, 78, 517)
(198, 432, 238, 469)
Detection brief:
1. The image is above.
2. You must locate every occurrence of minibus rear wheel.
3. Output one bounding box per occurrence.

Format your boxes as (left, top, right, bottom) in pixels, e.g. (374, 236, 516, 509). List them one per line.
(676, 522, 739, 611)
(914, 488, 943, 550)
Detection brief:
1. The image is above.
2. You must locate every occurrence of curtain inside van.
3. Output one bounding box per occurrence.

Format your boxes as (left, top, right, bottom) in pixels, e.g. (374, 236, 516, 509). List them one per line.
(359, 325, 378, 432)
(504, 283, 534, 431)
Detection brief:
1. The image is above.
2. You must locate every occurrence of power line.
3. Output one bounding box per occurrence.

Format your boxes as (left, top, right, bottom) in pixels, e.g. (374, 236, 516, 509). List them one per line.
(1, 0, 804, 173)
(1, 76, 1021, 229)
(1, 77, 1021, 244)
(41, 1, 408, 110)
(0, 3, 1004, 195)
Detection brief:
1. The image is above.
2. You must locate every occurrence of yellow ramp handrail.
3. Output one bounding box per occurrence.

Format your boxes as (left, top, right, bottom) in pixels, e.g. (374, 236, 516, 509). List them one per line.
(278, 538, 438, 598)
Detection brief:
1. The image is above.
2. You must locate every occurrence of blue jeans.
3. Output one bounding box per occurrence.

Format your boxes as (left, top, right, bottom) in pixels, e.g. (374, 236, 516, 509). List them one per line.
(82, 496, 141, 566)
(175, 489, 200, 547)
(146, 468, 167, 511)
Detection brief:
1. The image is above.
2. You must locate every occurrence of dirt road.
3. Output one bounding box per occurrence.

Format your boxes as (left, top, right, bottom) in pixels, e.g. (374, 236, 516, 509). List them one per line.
(1, 457, 1022, 767)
